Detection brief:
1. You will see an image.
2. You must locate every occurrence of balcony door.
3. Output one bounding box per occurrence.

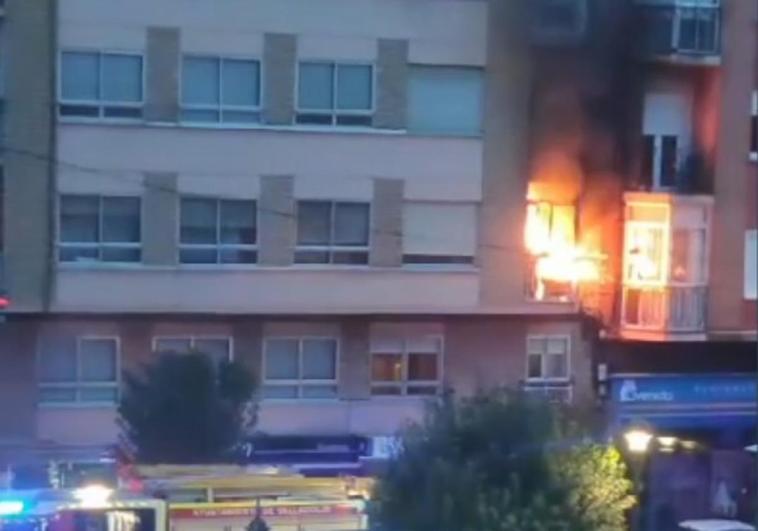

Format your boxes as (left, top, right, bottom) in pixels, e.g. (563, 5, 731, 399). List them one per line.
(642, 90, 693, 190)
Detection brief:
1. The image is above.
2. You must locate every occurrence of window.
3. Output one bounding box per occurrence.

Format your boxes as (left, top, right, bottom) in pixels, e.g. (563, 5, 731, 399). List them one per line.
(407, 66, 483, 136)
(296, 62, 373, 126)
(59, 195, 141, 263)
(295, 201, 369, 264)
(745, 230, 757, 300)
(38, 337, 119, 404)
(526, 335, 569, 381)
(181, 56, 261, 124)
(59, 51, 143, 119)
(750, 90, 757, 162)
(180, 198, 257, 264)
(263, 338, 338, 399)
(154, 336, 232, 365)
(402, 202, 477, 265)
(643, 134, 679, 188)
(370, 330, 442, 396)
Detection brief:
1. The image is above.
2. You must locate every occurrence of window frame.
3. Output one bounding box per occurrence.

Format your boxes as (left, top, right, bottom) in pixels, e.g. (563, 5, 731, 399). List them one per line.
(179, 54, 263, 125)
(295, 200, 371, 265)
(58, 49, 145, 121)
(525, 334, 571, 383)
(38, 335, 121, 406)
(178, 197, 258, 265)
(152, 335, 234, 362)
(370, 334, 444, 397)
(750, 90, 757, 162)
(745, 229, 757, 300)
(295, 60, 376, 127)
(262, 336, 340, 400)
(57, 194, 142, 264)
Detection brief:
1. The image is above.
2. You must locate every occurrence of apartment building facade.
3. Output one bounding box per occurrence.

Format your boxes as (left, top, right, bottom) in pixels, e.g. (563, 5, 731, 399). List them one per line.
(0, 0, 598, 470)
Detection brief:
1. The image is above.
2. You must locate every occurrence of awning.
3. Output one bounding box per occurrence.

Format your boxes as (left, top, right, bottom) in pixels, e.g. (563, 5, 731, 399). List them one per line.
(609, 374, 756, 435)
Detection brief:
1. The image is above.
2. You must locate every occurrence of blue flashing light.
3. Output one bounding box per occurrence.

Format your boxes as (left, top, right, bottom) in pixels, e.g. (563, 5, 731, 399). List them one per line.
(0, 500, 25, 516)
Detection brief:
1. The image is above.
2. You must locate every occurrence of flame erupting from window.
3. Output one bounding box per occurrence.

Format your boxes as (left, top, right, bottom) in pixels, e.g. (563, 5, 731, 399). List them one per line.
(524, 183, 602, 300)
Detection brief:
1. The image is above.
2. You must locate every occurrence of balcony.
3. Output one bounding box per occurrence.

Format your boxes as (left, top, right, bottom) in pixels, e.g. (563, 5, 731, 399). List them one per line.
(638, 1, 721, 64)
(620, 192, 713, 339)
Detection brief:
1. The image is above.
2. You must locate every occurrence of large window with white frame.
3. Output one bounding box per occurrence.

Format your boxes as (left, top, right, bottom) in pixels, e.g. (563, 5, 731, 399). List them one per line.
(180, 198, 257, 264)
(153, 336, 233, 366)
(263, 338, 338, 399)
(181, 56, 261, 124)
(407, 66, 483, 136)
(526, 335, 570, 381)
(59, 51, 143, 119)
(296, 62, 373, 126)
(370, 330, 442, 396)
(38, 336, 119, 404)
(295, 201, 369, 264)
(59, 195, 141, 263)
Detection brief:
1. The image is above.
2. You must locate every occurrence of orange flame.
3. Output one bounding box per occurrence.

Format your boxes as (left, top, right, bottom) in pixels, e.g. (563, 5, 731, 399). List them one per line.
(525, 184, 602, 300)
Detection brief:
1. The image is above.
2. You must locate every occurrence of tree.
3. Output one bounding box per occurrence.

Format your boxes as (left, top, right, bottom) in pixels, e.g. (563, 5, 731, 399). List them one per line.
(372, 390, 634, 531)
(119, 352, 257, 463)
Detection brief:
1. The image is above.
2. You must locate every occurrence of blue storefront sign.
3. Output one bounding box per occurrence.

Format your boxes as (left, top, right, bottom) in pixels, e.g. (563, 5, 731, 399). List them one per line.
(610, 374, 757, 432)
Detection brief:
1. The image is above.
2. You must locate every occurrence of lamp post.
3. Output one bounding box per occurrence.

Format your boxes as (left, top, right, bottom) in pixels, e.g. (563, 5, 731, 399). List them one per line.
(247, 498, 270, 531)
(624, 427, 653, 531)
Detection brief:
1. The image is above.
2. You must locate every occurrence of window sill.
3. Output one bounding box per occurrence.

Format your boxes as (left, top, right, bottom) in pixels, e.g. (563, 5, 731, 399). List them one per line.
(57, 263, 482, 275)
(60, 118, 485, 140)
(38, 402, 117, 410)
(523, 378, 572, 385)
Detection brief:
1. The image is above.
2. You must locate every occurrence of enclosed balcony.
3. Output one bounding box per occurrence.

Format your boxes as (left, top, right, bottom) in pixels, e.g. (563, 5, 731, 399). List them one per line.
(620, 192, 713, 339)
(638, 0, 721, 65)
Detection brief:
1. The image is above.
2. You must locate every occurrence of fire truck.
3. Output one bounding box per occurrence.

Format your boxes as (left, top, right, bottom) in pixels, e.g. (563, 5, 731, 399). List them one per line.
(0, 487, 167, 531)
(133, 465, 371, 531)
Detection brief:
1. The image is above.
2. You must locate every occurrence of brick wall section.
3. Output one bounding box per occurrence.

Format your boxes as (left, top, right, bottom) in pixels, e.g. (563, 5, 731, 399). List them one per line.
(145, 27, 181, 123)
(0, 320, 39, 440)
(4, 0, 55, 311)
(338, 318, 371, 400)
(142, 172, 178, 266)
(708, 0, 758, 331)
(369, 178, 403, 267)
(263, 33, 297, 125)
(259, 175, 296, 266)
(374, 39, 409, 130)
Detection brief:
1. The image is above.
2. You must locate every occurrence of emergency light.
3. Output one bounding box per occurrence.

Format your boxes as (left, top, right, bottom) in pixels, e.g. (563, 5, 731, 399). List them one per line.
(0, 500, 25, 516)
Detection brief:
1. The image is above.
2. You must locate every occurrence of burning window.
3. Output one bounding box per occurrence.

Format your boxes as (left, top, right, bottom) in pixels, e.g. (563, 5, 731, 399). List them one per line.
(524, 196, 599, 301)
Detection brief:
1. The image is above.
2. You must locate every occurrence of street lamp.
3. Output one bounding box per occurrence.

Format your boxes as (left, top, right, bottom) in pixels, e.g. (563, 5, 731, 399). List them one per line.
(623, 427, 654, 531)
(624, 428, 653, 454)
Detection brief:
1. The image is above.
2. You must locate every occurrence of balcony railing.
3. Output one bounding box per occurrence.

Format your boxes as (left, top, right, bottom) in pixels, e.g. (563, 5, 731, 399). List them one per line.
(639, 3, 721, 58)
(622, 285, 706, 332)
(521, 381, 573, 404)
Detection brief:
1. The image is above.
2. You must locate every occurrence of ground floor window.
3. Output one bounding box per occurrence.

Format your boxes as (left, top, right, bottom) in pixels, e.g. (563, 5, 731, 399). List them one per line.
(263, 337, 338, 399)
(370, 326, 442, 396)
(38, 337, 119, 404)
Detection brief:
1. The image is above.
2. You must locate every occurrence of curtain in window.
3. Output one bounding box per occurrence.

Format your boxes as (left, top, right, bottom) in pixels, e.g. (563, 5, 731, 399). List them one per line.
(183, 57, 220, 105)
(408, 66, 483, 135)
(102, 197, 140, 243)
(297, 201, 331, 245)
(334, 203, 369, 246)
(61, 52, 98, 101)
(299, 63, 334, 110)
(102, 54, 142, 103)
(60, 195, 99, 242)
(337, 65, 371, 111)
(222, 59, 259, 107)
(181, 199, 217, 244)
(79, 339, 117, 382)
